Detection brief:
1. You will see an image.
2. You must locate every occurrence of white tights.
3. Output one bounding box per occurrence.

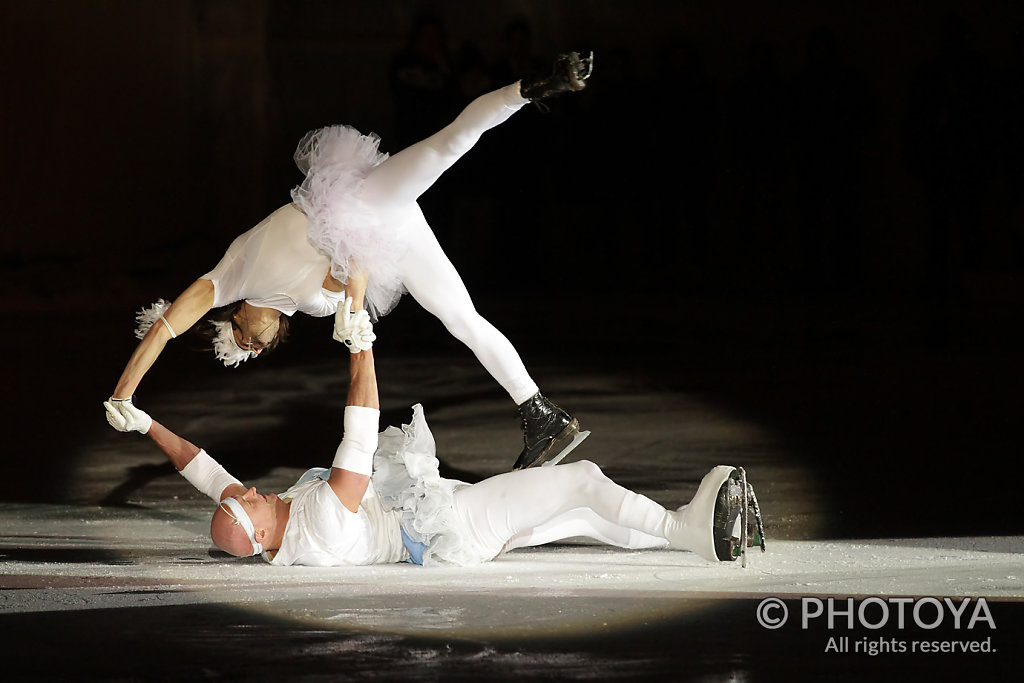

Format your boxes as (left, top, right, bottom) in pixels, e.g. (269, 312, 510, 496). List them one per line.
(362, 84, 539, 405)
(451, 460, 685, 559)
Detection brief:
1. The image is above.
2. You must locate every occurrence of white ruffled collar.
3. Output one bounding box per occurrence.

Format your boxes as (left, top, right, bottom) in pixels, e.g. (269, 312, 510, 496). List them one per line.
(210, 319, 257, 368)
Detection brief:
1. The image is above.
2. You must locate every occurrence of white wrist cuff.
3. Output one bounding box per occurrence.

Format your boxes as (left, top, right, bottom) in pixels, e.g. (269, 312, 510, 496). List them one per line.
(332, 406, 380, 476)
(179, 449, 242, 502)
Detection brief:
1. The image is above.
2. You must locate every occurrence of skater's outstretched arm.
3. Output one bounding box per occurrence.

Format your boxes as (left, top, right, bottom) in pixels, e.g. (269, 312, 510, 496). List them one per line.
(102, 398, 246, 503)
(110, 278, 215, 400)
(330, 267, 377, 353)
(324, 267, 368, 310)
(146, 419, 246, 502)
(327, 348, 380, 512)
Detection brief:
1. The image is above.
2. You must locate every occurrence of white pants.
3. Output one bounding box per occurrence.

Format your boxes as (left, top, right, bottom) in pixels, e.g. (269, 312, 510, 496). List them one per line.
(362, 84, 539, 405)
(451, 460, 677, 559)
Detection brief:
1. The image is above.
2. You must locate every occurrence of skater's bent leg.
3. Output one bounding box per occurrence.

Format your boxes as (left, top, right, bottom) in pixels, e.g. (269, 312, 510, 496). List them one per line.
(362, 83, 527, 206)
(504, 508, 669, 552)
(400, 216, 538, 404)
(451, 460, 674, 558)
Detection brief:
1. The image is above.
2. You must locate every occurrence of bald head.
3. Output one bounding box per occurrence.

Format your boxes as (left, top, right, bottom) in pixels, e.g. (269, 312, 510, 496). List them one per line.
(211, 505, 259, 557)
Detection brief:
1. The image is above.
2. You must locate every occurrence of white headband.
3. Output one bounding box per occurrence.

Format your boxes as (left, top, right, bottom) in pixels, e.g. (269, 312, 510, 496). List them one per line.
(210, 319, 257, 368)
(219, 497, 263, 556)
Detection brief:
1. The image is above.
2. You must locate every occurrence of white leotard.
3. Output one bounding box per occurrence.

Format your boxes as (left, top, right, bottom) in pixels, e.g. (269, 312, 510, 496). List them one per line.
(201, 85, 541, 404)
(202, 203, 344, 317)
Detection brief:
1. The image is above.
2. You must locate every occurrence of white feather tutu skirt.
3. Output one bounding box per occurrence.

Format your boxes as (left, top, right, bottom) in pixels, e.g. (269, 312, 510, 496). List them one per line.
(290, 125, 407, 319)
(373, 404, 494, 566)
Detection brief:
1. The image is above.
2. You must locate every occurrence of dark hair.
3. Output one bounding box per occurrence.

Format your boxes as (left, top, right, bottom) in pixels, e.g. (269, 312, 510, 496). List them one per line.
(195, 302, 290, 356)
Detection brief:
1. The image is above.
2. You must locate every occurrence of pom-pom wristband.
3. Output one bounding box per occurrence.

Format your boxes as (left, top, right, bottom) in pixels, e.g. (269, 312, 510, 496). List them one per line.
(179, 449, 242, 502)
(332, 406, 380, 475)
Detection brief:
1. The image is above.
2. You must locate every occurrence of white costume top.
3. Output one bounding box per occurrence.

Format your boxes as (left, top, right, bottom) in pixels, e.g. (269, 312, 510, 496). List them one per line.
(262, 406, 493, 568)
(269, 472, 408, 567)
(202, 203, 344, 317)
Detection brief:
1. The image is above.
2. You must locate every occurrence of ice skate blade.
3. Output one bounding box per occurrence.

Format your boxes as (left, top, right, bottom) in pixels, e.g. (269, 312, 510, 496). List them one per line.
(740, 467, 749, 568)
(728, 467, 766, 567)
(541, 430, 591, 467)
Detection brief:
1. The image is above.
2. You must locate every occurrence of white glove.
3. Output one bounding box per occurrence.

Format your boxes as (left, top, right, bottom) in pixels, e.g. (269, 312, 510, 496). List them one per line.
(333, 296, 375, 353)
(104, 397, 153, 434)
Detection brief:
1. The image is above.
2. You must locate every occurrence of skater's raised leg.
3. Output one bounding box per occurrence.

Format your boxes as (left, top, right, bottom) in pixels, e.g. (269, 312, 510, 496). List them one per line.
(362, 84, 528, 206)
(362, 51, 594, 207)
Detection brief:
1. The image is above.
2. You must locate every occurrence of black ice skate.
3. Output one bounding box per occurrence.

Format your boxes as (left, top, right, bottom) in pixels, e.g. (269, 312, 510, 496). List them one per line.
(519, 51, 594, 101)
(512, 393, 590, 470)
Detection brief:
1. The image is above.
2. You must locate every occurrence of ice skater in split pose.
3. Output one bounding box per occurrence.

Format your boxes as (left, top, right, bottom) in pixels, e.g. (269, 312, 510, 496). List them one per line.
(104, 344, 764, 567)
(106, 53, 594, 470)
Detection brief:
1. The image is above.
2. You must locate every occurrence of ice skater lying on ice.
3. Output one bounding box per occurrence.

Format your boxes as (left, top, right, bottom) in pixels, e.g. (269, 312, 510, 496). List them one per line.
(103, 346, 765, 568)
(106, 52, 598, 472)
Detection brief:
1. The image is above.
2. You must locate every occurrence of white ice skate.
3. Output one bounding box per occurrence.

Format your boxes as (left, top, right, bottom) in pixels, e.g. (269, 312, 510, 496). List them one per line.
(669, 465, 766, 564)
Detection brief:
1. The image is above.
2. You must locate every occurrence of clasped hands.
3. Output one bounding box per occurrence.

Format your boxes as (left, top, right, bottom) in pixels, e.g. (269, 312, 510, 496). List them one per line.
(103, 397, 152, 434)
(333, 296, 375, 353)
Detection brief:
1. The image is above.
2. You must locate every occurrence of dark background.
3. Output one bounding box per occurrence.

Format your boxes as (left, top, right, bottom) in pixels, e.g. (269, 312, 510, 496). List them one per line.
(2, 0, 1022, 537)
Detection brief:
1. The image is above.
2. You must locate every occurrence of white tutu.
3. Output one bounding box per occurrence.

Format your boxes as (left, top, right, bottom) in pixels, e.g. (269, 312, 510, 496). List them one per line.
(290, 125, 406, 320)
(373, 404, 494, 566)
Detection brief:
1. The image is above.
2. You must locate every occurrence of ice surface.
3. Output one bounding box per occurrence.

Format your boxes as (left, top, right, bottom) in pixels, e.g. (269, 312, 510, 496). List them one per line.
(2, 501, 1020, 638)
(3, 354, 1020, 678)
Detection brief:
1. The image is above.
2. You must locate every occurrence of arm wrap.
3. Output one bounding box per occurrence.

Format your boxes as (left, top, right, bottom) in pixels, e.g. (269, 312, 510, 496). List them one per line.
(179, 449, 242, 502)
(332, 406, 380, 476)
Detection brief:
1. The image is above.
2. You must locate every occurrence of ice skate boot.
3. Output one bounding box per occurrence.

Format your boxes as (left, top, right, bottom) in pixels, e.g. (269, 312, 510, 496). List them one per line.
(668, 466, 766, 564)
(511, 393, 590, 470)
(519, 51, 594, 101)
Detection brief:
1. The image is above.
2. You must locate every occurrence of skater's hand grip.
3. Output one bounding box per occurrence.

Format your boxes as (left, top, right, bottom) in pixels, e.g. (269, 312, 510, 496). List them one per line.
(333, 296, 376, 353)
(103, 397, 152, 434)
